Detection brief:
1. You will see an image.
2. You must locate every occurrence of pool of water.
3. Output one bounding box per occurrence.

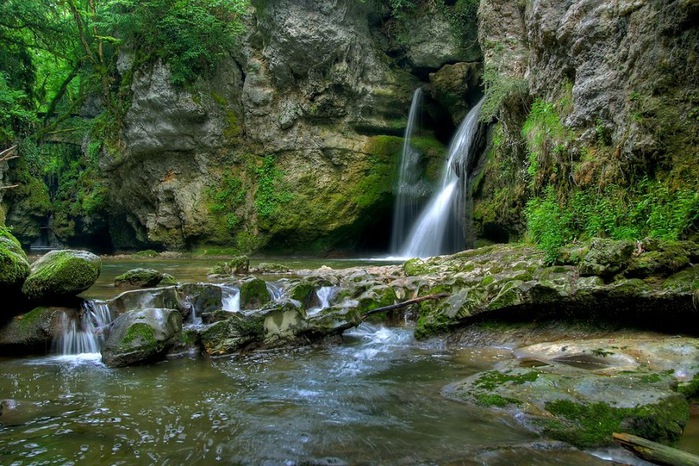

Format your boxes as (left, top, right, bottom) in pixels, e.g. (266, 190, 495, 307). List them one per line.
(1, 324, 545, 465)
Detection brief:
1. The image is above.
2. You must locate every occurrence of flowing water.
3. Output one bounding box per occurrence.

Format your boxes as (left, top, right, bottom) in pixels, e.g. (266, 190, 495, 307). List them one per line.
(390, 88, 430, 253)
(3, 258, 696, 464)
(397, 98, 485, 259)
(0, 325, 548, 465)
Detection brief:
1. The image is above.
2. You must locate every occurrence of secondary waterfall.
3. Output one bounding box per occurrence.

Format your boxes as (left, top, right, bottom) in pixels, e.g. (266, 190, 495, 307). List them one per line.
(54, 301, 113, 355)
(397, 98, 484, 258)
(390, 88, 430, 253)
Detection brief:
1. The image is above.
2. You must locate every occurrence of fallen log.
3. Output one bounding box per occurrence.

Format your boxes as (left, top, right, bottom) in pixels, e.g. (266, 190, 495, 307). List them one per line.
(361, 293, 449, 320)
(613, 432, 699, 466)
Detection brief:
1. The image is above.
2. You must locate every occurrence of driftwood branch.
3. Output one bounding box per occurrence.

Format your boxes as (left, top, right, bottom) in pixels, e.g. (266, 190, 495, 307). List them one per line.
(0, 184, 19, 190)
(362, 293, 449, 319)
(613, 432, 699, 466)
(0, 145, 18, 162)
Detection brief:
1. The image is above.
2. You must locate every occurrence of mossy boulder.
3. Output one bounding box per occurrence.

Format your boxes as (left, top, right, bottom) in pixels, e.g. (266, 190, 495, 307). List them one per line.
(240, 277, 271, 310)
(0, 228, 30, 311)
(577, 238, 636, 278)
(0, 306, 68, 355)
(444, 365, 688, 449)
(101, 308, 182, 367)
(114, 268, 164, 289)
(21, 250, 101, 303)
(199, 312, 265, 355)
(208, 256, 250, 275)
(158, 273, 178, 286)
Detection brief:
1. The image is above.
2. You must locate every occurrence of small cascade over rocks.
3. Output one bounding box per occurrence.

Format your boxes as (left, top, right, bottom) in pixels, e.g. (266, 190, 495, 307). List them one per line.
(54, 301, 113, 355)
(221, 285, 241, 312)
(307, 286, 338, 316)
(395, 98, 484, 259)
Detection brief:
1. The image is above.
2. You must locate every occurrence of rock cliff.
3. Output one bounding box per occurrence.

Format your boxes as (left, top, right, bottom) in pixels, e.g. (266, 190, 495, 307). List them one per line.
(473, 0, 699, 241)
(101, 0, 479, 253)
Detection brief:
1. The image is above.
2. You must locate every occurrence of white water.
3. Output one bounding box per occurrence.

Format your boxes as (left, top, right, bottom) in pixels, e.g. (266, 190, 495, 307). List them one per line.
(266, 282, 285, 302)
(390, 88, 430, 252)
(307, 286, 337, 316)
(221, 285, 241, 312)
(54, 301, 113, 356)
(397, 98, 484, 259)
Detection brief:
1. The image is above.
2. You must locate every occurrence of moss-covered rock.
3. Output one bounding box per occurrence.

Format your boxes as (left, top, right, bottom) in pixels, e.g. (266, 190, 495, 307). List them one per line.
(21, 250, 101, 303)
(444, 364, 688, 449)
(208, 255, 250, 275)
(578, 239, 636, 278)
(0, 306, 68, 355)
(114, 268, 164, 289)
(101, 308, 182, 367)
(199, 312, 265, 355)
(157, 273, 178, 286)
(0, 228, 30, 311)
(239, 277, 271, 310)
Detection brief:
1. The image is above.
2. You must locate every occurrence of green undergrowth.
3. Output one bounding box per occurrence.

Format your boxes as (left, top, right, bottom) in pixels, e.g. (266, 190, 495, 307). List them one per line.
(526, 181, 699, 264)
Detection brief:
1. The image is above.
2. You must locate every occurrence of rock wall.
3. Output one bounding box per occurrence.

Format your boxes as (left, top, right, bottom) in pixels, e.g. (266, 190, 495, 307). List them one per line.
(473, 0, 699, 241)
(103, 0, 481, 253)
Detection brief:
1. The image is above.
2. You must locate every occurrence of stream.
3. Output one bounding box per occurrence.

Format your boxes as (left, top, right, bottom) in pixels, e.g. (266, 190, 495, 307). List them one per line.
(1, 258, 696, 464)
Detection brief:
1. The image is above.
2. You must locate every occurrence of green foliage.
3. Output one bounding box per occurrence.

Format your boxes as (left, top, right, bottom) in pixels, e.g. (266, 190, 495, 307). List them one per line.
(526, 181, 699, 264)
(525, 186, 574, 264)
(481, 66, 528, 122)
(0, 74, 36, 144)
(101, 0, 248, 85)
(521, 98, 571, 190)
(208, 171, 245, 231)
(254, 155, 292, 224)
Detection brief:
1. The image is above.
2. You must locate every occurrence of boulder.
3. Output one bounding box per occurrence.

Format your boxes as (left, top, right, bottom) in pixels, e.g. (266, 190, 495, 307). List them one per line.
(443, 335, 699, 448)
(240, 277, 271, 310)
(21, 250, 101, 303)
(0, 306, 70, 354)
(200, 312, 265, 355)
(0, 229, 31, 315)
(101, 308, 182, 367)
(114, 268, 164, 289)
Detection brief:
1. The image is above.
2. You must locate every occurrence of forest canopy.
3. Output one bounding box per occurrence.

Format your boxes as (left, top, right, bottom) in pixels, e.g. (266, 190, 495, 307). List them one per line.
(0, 0, 249, 147)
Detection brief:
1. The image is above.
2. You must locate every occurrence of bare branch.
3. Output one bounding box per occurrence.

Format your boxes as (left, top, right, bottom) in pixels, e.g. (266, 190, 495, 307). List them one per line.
(0, 145, 18, 162)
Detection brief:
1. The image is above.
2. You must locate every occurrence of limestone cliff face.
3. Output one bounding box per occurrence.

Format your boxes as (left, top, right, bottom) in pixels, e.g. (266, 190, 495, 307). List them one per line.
(106, 0, 478, 253)
(473, 0, 699, 240)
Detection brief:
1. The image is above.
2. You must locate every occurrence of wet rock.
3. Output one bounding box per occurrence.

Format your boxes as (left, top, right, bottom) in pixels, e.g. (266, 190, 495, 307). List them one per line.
(114, 268, 164, 289)
(200, 313, 265, 355)
(0, 228, 30, 308)
(445, 364, 688, 449)
(443, 335, 699, 448)
(21, 250, 101, 303)
(407, 239, 699, 338)
(0, 306, 71, 355)
(101, 308, 182, 367)
(240, 277, 271, 310)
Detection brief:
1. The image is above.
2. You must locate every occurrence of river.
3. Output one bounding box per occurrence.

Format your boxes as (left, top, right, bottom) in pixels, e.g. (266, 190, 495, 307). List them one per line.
(1, 257, 696, 464)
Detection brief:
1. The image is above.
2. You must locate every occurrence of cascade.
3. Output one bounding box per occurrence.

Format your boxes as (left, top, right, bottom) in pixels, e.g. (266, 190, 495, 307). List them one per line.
(221, 285, 241, 312)
(307, 286, 337, 316)
(397, 98, 484, 258)
(390, 88, 430, 252)
(54, 301, 113, 355)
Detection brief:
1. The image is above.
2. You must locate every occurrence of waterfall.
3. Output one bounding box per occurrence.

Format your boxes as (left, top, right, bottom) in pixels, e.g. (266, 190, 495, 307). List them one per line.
(54, 301, 113, 355)
(221, 286, 241, 312)
(307, 286, 337, 316)
(390, 88, 430, 253)
(397, 98, 484, 258)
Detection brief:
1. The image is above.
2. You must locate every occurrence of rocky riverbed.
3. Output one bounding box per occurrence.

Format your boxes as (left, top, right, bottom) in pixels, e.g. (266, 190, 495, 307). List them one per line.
(2, 236, 698, 453)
